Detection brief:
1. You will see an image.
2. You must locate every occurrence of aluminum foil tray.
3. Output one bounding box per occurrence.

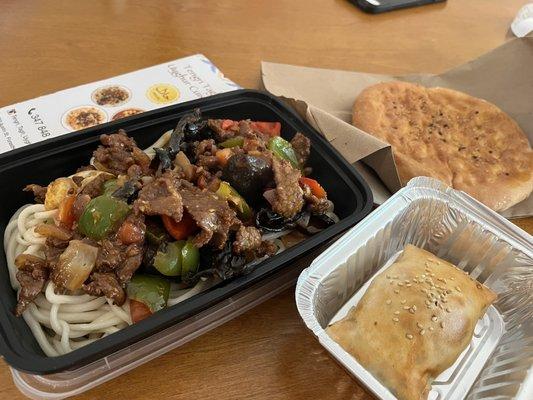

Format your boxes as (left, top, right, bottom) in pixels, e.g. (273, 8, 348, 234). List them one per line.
(296, 177, 533, 400)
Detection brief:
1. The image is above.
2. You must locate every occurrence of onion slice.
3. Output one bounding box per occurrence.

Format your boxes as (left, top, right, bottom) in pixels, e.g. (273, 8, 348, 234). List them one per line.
(55, 240, 98, 291)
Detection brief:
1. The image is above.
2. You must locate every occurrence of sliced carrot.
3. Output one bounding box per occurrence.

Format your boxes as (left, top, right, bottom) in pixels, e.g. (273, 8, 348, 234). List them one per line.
(221, 119, 237, 130)
(299, 177, 327, 199)
(130, 299, 152, 324)
(250, 121, 281, 136)
(162, 212, 197, 241)
(118, 221, 145, 244)
(57, 194, 76, 229)
(215, 148, 233, 167)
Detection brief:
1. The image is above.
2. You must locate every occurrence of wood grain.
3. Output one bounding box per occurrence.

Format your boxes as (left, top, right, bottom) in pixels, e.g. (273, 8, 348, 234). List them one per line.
(0, 1, 531, 399)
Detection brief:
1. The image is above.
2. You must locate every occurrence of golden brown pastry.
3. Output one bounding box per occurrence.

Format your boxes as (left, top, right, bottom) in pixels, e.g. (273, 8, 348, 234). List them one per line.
(327, 245, 497, 400)
(352, 81, 533, 211)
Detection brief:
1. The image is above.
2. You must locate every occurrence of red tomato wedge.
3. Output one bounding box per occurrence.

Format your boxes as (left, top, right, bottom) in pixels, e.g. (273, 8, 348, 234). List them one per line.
(57, 195, 76, 229)
(250, 121, 281, 136)
(130, 299, 152, 324)
(299, 177, 327, 199)
(162, 212, 197, 241)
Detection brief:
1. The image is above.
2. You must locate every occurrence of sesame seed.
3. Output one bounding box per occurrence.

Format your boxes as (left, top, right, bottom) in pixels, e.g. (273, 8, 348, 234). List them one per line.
(431, 316, 438, 322)
(394, 289, 400, 294)
(393, 317, 399, 322)
(446, 308, 451, 313)
(413, 279, 418, 283)
(403, 306, 410, 310)
(430, 273, 435, 277)
(455, 286, 462, 292)
(406, 283, 412, 287)
(420, 329, 426, 335)
(386, 275, 391, 279)
(417, 322, 423, 329)
(398, 282, 404, 287)
(406, 333, 413, 340)
(390, 281, 394, 285)
(450, 277, 455, 281)
(421, 288, 428, 293)
(393, 275, 399, 279)
(421, 274, 426, 279)
(437, 278, 446, 283)
(412, 305, 417, 311)
(429, 327, 434, 331)
(394, 310, 400, 315)
(386, 299, 392, 305)
(401, 299, 407, 304)
(409, 308, 416, 314)
(425, 300, 431, 306)
(440, 322, 445, 328)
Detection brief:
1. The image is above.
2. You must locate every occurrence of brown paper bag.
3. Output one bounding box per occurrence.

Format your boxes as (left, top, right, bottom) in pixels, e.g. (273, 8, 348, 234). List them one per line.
(261, 36, 533, 218)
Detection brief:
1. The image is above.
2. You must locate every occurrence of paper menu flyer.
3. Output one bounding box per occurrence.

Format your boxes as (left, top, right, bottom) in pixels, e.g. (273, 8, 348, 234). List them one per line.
(0, 54, 239, 154)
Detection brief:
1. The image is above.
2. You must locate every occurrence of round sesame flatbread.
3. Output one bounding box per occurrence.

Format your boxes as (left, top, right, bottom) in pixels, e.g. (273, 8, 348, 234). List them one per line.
(352, 81, 533, 211)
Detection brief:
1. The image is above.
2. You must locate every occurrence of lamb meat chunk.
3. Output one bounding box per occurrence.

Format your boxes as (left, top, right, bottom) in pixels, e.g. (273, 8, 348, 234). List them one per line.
(43, 236, 70, 270)
(95, 239, 124, 272)
(23, 184, 47, 204)
(233, 225, 262, 254)
(271, 157, 304, 219)
(179, 184, 240, 249)
(116, 244, 143, 283)
(80, 173, 113, 198)
(82, 273, 125, 305)
(233, 226, 277, 259)
(290, 132, 311, 166)
(207, 119, 240, 141)
(14, 254, 49, 316)
(93, 130, 151, 176)
(134, 173, 183, 221)
(239, 120, 268, 152)
(195, 139, 218, 158)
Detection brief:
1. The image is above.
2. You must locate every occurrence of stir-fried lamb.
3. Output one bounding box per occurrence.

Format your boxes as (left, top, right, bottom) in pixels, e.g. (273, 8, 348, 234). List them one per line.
(93, 130, 151, 176)
(14, 109, 335, 324)
(14, 254, 49, 316)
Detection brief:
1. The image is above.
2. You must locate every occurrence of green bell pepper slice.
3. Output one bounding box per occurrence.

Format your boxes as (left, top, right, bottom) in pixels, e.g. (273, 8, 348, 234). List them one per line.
(153, 241, 184, 277)
(78, 195, 130, 240)
(267, 136, 299, 169)
(220, 136, 244, 148)
(181, 241, 200, 279)
(216, 181, 252, 220)
(126, 274, 170, 313)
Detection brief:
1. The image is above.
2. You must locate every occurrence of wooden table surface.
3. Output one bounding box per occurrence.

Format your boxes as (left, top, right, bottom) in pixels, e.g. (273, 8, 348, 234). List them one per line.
(0, 1, 531, 399)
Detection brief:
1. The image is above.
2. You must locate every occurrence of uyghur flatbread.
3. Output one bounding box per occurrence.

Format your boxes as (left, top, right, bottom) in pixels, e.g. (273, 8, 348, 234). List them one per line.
(327, 245, 497, 400)
(352, 81, 533, 211)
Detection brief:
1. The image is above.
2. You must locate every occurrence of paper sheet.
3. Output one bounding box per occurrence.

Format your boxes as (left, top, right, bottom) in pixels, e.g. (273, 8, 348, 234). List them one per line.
(0, 54, 239, 155)
(261, 36, 533, 218)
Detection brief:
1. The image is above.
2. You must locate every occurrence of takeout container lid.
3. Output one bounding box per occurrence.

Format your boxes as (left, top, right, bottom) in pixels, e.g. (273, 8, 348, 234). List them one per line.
(295, 177, 533, 400)
(0, 90, 373, 378)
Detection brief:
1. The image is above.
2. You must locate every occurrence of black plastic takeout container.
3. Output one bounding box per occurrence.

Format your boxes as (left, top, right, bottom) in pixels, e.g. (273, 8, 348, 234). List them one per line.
(0, 89, 373, 374)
